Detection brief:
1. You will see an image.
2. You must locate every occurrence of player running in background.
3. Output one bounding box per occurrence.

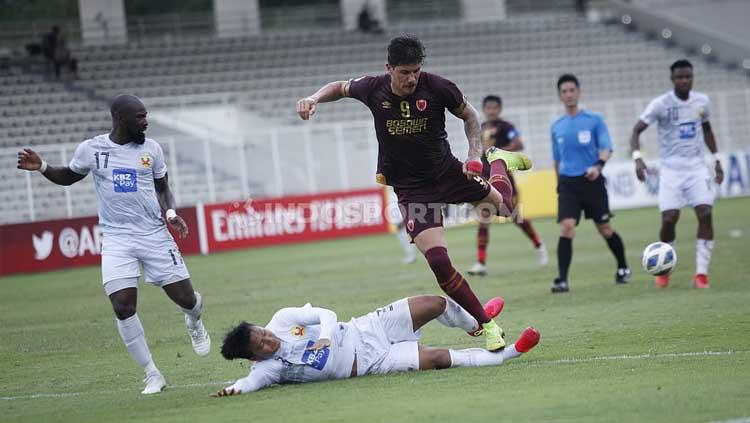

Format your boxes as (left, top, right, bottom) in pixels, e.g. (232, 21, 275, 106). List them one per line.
(467, 95, 548, 277)
(550, 74, 631, 293)
(630, 60, 724, 289)
(211, 295, 539, 397)
(295, 35, 532, 351)
(16, 94, 210, 394)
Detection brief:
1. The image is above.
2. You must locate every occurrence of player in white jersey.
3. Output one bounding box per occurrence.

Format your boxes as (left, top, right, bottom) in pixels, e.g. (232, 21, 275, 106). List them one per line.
(630, 60, 724, 289)
(211, 295, 540, 397)
(16, 94, 211, 394)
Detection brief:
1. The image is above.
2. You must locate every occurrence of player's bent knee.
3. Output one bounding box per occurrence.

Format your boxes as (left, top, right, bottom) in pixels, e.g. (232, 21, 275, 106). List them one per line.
(597, 224, 613, 238)
(426, 295, 447, 316)
(560, 225, 575, 238)
(112, 301, 136, 320)
(419, 347, 451, 370)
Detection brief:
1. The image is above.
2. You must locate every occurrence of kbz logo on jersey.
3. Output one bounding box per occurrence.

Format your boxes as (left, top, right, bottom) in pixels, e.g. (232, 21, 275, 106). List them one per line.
(301, 340, 330, 371)
(113, 168, 138, 192)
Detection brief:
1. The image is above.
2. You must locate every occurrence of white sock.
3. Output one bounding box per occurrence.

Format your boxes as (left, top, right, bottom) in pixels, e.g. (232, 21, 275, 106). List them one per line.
(696, 239, 714, 275)
(396, 226, 415, 257)
(116, 314, 158, 376)
(436, 296, 479, 333)
(181, 291, 202, 327)
(449, 344, 521, 368)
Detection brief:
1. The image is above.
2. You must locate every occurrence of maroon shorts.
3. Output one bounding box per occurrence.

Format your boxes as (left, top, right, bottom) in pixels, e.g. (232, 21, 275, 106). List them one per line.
(394, 158, 491, 240)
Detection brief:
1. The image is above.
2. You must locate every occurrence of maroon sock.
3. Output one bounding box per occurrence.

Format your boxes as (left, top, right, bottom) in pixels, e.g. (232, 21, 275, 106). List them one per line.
(424, 247, 490, 324)
(488, 160, 514, 215)
(477, 225, 489, 264)
(516, 219, 541, 248)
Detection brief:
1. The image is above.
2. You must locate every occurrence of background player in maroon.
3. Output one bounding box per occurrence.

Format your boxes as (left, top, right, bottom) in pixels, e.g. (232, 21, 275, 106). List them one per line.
(296, 35, 531, 351)
(468, 95, 548, 277)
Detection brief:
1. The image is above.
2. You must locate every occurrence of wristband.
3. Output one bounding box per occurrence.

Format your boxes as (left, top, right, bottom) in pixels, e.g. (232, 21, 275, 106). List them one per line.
(166, 209, 177, 220)
(466, 160, 483, 173)
(712, 153, 720, 163)
(596, 159, 606, 169)
(39, 160, 48, 173)
(631, 150, 642, 160)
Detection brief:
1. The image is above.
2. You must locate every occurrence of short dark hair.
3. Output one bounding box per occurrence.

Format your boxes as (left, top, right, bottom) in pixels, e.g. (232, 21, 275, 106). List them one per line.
(670, 59, 693, 73)
(387, 35, 425, 66)
(483, 95, 502, 107)
(557, 74, 580, 90)
(221, 321, 255, 360)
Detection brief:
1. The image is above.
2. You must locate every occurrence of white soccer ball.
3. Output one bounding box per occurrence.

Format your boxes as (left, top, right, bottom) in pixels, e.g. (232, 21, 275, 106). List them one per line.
(641, 242, 677, 276)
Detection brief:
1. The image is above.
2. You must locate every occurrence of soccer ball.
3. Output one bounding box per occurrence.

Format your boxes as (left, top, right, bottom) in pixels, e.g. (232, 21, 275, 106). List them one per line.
(641, 242, 677, 276)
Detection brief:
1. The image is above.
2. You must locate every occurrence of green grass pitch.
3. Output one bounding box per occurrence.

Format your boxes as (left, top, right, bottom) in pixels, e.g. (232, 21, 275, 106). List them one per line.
(2, 198, 749, 423)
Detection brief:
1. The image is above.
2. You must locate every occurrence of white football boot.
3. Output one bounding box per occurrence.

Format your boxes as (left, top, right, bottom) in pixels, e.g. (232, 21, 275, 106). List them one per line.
(536, 242, 549, 266)
(142, 373, 167, 395)
(467, 262, 487, 276)
(186, 316, 211, 356)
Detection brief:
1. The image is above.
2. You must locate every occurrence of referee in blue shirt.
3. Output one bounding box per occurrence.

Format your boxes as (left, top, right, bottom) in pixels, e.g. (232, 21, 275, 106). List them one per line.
(550, 74, 630, 293)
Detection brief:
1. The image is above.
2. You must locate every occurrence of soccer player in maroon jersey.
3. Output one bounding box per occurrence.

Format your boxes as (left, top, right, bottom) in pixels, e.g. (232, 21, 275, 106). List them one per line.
(296, 35, 531, 351)
(467, 95, 548, 277)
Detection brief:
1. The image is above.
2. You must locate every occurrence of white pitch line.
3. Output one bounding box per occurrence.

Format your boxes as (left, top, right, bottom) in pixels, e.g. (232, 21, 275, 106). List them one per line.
(534, 349, 748, 365)
(1, 350, 746, 402)
(0, 380, 233, 402)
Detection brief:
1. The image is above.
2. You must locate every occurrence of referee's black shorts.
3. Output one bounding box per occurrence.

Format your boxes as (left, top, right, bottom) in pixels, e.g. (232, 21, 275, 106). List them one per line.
(557, 175, 612, 225)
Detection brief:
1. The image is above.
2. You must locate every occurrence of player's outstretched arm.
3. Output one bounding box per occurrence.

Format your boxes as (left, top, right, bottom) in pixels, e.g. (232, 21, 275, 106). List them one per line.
(296, 81, 349, 120)
(701, 121, 724, 184)
(155, 173, 188, 238)
(630, 120, 649, 181)
(17, 148, 86, 186)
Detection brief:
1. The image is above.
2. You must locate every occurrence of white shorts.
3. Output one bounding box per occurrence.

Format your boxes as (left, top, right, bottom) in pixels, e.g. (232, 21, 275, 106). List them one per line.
(101, 228, 190, 295)
(658, 165, 716, 212)
(351, 298, 420, 376)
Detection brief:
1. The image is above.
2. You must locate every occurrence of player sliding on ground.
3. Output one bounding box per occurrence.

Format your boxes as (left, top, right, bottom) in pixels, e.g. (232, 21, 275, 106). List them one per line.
(212, 295, 540, 397)
(295, 35, 532, 352)
(16, 94, 210, 394)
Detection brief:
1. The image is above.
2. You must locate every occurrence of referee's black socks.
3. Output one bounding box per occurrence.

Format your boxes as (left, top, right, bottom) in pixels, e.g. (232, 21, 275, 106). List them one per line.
(605, 232, 628, 269)
(557, 236, 573, 281)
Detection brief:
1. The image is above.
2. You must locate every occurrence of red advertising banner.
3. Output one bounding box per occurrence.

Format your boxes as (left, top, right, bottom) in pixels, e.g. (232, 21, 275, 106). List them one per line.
(0, 207, 200, 277)
(203, 188, 388, 252)
(1, 189, 388, 276)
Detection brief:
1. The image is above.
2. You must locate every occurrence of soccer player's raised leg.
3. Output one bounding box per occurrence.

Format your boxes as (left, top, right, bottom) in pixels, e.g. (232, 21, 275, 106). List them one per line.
(657, 209, 680, 287)
(484, 146, 532, 216)
(407, 295, 504, 336)
(108, 285, 166, 395)
(414, 228, 506, 351)
(162, 279, 211, 355)
(694, 204, 714, 288)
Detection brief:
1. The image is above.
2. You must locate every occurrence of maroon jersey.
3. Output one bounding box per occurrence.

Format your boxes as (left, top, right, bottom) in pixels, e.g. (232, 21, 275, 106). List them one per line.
(347, 72, 466, 189)
(480, 118, 520, 171)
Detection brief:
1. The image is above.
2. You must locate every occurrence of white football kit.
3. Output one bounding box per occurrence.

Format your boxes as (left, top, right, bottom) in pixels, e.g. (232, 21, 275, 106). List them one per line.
(640, 91, 716, 211)
(68, 134, 189, 293)
(228, 299, 421, 393)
